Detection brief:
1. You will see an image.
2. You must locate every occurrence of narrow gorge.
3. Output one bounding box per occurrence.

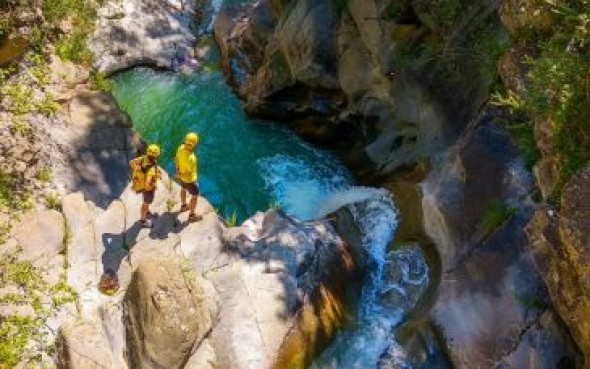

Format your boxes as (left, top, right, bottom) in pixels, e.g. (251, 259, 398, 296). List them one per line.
(0, 0, 588, 368)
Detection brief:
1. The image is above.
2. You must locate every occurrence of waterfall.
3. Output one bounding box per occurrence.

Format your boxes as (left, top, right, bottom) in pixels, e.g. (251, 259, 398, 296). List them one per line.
(111, 64, 433, 369)
(310, 189, 430, 369)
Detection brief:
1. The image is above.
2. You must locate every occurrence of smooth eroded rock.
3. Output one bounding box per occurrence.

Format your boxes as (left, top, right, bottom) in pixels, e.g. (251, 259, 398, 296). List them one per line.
(124, 258, 220, 369)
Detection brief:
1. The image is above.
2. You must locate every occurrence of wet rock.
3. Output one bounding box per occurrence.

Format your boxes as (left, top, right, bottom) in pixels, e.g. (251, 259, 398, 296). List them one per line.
(422, 108, 534, 269)
(214, 1, 276, 97)
(422, 107, 580, 368)
(124, 258, 220, 369)
(429, 207, 581, 369)
(499, 310, 582, 369)
(214, 0, 498, 174)
(526, 167, 590, 365)
(378, 321, 451, 369)
(379, 245, 429, 313)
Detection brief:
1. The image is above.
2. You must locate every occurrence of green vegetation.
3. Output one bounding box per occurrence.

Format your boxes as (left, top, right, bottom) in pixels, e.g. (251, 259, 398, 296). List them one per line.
(166, 198, 177, 212)
(436, 0, 461, 30)
(506, 122, 541, 170)
(0, 250, 77, 367)
(44, 0, 101, 64)
(472, 24, 510, 86)
(0, 170, 32, 213)
(2, 0, 101, 65)
(0, 221, 10, 244)
(45, 193, 61, 210)
(224, 210, 238, 227)
(89, 71, 113, 92)
(495, 0, 590, 200)
(490, 92, 541, 170)
(515, 292, 548, 310)
(36, 168, 52, 184)
(481, 200, 517, 233)
(55, 30, 93, 64)
(396, 15, 509, 112)
(11, 117, 30, 136)
(412, 0, 462, 32)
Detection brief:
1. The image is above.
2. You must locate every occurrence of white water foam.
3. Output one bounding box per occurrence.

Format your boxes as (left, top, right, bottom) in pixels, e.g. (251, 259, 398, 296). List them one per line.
(310, 188, 431, 369)
(257, 154, 350, 220)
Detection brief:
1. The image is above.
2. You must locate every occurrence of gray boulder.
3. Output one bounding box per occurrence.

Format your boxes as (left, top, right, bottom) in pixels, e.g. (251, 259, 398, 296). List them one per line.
(214, 0, 501, 174)
(422, 108, 581, 368)
(90, 0, 212, 74)
(217, 209, 365, 369)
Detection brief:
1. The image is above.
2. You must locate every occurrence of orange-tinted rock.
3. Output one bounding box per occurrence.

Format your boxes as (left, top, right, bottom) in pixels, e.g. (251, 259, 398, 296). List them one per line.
(526, 167, 590, 367)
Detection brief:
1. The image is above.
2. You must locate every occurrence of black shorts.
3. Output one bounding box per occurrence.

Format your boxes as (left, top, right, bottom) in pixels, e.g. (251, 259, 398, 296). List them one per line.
(181, 181, 199, 196)
(142, 190, 155, 204)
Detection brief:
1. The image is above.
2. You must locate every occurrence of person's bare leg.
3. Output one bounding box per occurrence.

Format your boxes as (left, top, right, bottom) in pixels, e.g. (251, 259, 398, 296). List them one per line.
(189, 195, 198, 216)
(141, 202, 149, 221)
(180, 188, 187, 207)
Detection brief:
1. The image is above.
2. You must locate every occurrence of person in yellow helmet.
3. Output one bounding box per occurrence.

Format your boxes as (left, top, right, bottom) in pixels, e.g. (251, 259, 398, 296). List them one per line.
(129, 144, 161, 228)
(175, 132, 201, 222)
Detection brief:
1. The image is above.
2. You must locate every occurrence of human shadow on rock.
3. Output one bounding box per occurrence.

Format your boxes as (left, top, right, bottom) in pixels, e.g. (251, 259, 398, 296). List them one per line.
(100, 210, 194, 276)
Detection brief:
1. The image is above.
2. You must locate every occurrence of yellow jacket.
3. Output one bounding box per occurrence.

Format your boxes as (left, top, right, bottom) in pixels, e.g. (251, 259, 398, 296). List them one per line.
(175, 144, 197, 183)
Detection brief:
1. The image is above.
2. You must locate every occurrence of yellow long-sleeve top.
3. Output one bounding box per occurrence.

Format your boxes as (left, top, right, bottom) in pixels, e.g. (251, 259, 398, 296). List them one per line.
(175, 144, 198, 183)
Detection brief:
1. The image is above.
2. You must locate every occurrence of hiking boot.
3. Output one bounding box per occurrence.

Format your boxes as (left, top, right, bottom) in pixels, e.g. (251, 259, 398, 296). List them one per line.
(188, 213, 202, 222)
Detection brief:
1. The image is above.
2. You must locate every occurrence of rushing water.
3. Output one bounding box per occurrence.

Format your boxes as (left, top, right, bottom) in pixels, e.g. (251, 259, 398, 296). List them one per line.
(111, 48, 436, 368)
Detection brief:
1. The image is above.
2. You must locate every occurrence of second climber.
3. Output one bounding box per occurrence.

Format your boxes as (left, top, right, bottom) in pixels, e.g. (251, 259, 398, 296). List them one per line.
(175, 132, 201, 222)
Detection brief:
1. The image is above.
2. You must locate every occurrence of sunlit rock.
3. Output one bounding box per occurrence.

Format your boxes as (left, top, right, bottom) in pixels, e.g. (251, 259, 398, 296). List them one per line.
(124, 258, 220, 369)
(526, 166, 590, 366)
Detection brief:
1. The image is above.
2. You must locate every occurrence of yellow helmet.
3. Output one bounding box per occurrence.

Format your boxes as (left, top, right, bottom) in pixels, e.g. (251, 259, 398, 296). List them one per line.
(146, 144, 160, 158)
(185, 132, 199, 146)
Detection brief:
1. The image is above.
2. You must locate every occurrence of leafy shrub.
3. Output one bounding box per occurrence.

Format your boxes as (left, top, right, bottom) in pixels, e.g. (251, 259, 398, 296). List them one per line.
(505, 122, 541, 170)
(42, 0, 79, 23)
(514, 0, 590, 198)
(36, 168, 52, 183)
(0, 251, 77, 367)
(0, 170, 31, 212)
(45, 193, 61, 210)
(55, 30, 92, 64)
(89, 71, 113, 91)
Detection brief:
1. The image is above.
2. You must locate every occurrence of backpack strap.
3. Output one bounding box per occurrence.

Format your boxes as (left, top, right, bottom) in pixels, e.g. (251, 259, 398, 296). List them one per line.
(140, 156, 155, 174)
